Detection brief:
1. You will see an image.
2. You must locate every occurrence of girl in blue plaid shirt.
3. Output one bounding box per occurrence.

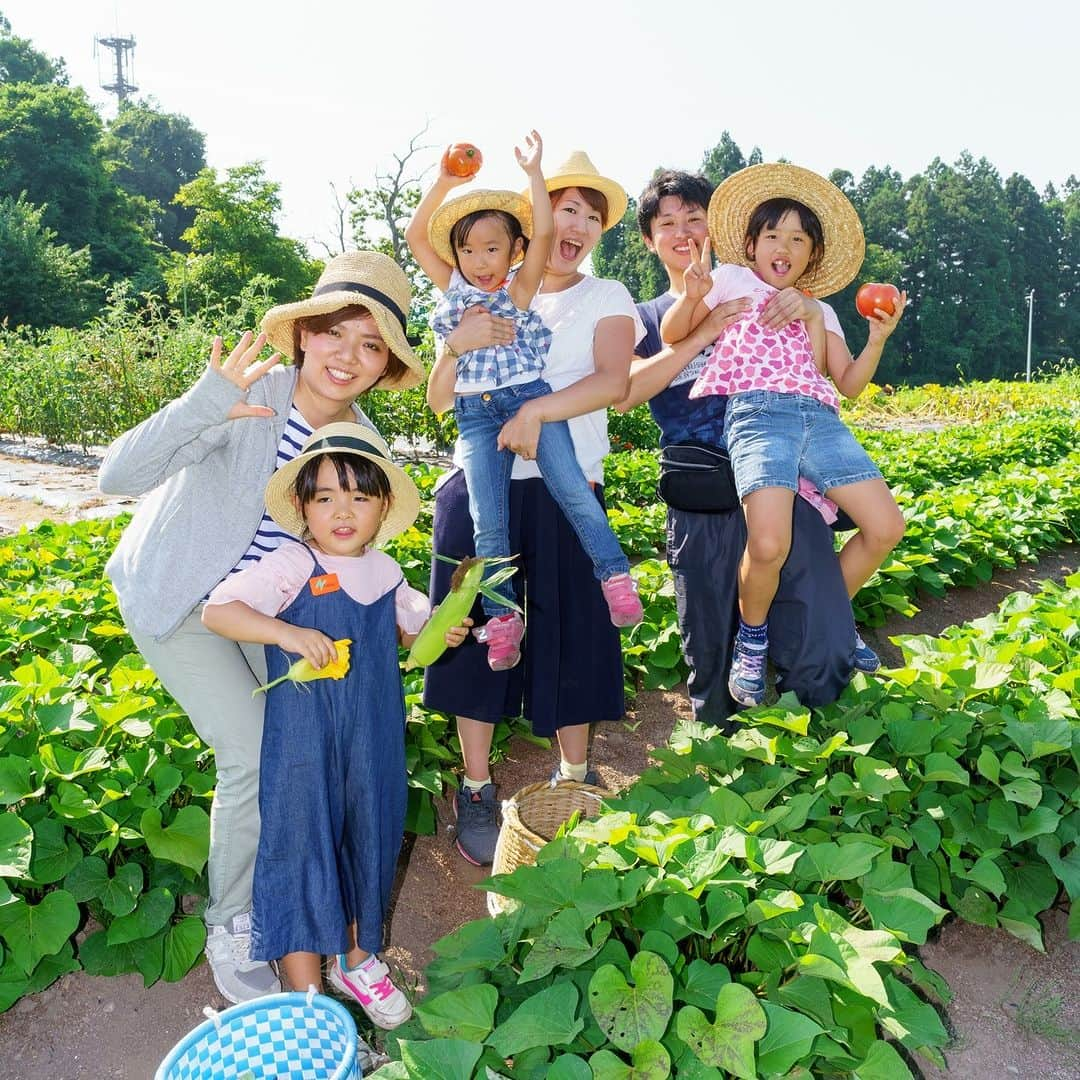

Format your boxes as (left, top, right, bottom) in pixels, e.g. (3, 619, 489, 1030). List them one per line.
(407, 132, 641, 670)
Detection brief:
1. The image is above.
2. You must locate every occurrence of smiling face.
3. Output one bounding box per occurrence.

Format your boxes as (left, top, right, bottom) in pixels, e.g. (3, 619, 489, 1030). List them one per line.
(546, 187, 604, 275)
(746, 209, 816, 290)
(295, 313, 391, 424)
(454, 214, 523, 292)
(643, 195, 709, 276)
(296, 456, 389, 557)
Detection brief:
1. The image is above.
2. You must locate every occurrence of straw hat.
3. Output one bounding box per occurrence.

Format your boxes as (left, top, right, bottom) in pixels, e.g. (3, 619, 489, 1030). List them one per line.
(707, 163, 865, 298)
(264, 423, 420, 546)
(541, 150, 628, 231)
(428, 189, 534, 267)
(261, 251, 424, 390)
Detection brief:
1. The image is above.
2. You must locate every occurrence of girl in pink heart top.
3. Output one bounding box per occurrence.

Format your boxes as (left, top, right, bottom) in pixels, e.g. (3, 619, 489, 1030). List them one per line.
(661, 163, 908, 709)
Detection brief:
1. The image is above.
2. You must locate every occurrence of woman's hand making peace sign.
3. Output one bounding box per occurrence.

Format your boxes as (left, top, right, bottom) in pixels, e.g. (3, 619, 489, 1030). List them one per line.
(209, 331, 283, 420)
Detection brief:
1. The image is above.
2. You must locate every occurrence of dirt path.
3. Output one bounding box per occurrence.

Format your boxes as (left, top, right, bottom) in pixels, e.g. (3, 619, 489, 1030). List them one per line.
(0, 441, 1076, 1078)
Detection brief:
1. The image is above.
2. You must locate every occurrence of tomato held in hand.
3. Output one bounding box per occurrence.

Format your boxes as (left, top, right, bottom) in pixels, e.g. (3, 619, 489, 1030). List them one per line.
(445, 143, 482, 178)
(855, 282, 901, 318)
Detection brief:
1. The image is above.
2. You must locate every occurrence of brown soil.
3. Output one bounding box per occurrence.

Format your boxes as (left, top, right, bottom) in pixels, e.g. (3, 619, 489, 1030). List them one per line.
(0, 444, 1076, 1078)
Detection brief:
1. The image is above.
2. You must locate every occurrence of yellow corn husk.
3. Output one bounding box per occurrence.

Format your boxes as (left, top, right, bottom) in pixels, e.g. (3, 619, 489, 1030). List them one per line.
(253, 639, 352, 696)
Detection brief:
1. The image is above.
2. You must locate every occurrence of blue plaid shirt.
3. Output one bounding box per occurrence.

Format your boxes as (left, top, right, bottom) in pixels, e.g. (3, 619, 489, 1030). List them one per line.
(431, 270, 551, 388)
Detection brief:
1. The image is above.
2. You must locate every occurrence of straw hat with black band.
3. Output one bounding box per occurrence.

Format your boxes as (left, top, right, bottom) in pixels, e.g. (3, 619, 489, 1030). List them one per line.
(428, 189, 534, 268)
(264, 423, 420, 547)
(261, 251, 424, 390)
(707, 163, 865, 298)
(537, 150, 628, 232)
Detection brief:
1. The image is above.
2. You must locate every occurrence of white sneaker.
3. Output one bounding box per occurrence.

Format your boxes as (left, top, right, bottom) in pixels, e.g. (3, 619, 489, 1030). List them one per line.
(329, 953, 412, 1029)
(204, 912, 281, 1003)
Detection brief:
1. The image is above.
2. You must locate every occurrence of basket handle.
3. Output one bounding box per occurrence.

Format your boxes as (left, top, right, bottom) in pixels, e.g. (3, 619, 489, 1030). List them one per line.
(306, 984, 318, 1007)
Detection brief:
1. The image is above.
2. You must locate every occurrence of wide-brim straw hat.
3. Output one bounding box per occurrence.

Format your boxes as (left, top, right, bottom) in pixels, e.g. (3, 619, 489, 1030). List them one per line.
(264, 422, 420, 546)
(261, 251, 423, 390)
(540, 150, 628, 231)
(428, 189, 534, 267)
(707, 163, 865, 298)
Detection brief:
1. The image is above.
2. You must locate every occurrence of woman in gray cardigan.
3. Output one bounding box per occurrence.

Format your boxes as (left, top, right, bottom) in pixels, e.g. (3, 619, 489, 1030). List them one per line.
(99, 252, 424, 1003)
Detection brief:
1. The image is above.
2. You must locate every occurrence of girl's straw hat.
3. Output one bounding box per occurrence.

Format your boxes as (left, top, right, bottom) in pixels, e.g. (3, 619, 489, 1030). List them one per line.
(708, 163, 865, 298)
(542, 150, 628, 231)
(261, 251, 424, 390)
(428, 189, 534, 267)
(264, 422, 421, 546)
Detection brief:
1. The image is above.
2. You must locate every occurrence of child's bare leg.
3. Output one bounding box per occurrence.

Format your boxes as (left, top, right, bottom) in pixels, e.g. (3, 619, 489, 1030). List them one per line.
(738, 487, 796, 624)
(826, 479, 906, 598)
(345, 923, 370, 969)
(458, 716, 496, 784)
(280, 950, 323, 992)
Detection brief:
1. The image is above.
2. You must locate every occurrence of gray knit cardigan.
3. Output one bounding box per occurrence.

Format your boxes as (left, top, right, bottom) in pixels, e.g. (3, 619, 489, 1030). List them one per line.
(99, 365, 374, 641)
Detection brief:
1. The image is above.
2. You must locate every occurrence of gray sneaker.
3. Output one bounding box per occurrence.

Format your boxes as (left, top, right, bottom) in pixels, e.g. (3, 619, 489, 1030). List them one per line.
(453, 783, 500, 866)
(204, 912, 281, 1003)
(549, 766, 602, 787)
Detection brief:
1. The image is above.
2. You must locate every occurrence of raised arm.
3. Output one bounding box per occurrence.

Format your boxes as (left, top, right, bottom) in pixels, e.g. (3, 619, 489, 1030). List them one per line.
(827, 291, 908, 399)
(659, 237, 713, 344)
(405, 148, 474, 293)
(508, 131, 552, 310)
(99, 331, 280, 496)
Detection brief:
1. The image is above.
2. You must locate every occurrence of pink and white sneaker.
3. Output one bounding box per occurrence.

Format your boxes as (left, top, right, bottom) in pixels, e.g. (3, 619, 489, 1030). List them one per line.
(328, 953, 412, 1029)
(601, 573, 644, 627)
(475, 612, 524, 671)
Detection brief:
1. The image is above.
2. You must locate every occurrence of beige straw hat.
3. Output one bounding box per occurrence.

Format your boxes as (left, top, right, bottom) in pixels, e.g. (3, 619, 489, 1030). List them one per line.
(707, 163, 865, 298)
(261, 251, 424, 390)
(428, 189, 534, 267)
(540, 150, 628, 231)
(264, 423, 420, 546)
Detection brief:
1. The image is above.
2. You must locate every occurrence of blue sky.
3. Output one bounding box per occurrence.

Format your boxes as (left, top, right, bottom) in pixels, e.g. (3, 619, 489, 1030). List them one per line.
(4, 0, 1075, 252)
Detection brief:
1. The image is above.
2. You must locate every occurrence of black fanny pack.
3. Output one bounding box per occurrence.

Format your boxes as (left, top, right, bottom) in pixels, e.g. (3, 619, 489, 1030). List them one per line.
(658, 440, 739, 513)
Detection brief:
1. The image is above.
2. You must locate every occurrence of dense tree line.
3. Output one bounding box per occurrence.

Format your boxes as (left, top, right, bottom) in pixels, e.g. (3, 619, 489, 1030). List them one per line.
(1, 13, 1075, 384)
(594, 134, 1078, 383)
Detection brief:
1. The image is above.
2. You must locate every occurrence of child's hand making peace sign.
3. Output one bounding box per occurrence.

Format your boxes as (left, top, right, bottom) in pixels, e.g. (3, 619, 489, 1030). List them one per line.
(682, 237, 713, 302)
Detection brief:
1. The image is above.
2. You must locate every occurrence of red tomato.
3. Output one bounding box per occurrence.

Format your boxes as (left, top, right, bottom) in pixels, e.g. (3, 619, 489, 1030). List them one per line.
(445, 143, 482, 178)
(855, 282, 900, 318)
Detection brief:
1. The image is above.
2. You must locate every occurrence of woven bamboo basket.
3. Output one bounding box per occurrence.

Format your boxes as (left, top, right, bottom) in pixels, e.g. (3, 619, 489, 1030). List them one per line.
(487, 779, 607, 917)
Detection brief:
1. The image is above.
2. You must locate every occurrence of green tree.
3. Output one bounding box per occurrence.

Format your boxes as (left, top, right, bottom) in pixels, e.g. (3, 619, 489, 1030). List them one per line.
(0, 11, 66, 85)
(0, 193, 100, 327)
(102, 100, 207, 250)
(701, 132, 762, 185)
(591, 198, 666, 302)
(0, 81, 153, 283)
(169, 162, 318, 309)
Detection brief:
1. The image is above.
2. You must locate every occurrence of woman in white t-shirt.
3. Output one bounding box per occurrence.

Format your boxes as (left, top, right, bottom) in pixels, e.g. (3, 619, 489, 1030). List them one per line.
(423, 151, 645, 867)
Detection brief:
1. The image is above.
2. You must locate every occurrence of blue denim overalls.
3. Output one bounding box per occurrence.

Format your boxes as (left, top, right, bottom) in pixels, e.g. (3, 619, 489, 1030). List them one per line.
(249, 548, 407, 961)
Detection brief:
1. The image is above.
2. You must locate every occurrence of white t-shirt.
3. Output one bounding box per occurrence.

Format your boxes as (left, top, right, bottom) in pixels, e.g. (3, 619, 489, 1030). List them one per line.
(451, 275, 645, 484)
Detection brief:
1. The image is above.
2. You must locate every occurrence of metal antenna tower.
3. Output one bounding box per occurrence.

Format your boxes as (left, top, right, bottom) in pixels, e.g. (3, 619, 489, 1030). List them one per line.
(94, 33, 137, 105)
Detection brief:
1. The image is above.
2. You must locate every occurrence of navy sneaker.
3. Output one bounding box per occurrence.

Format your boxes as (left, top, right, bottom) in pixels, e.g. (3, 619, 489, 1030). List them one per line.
(728, 638, 767, 708)
(453, 783, 499, 866)
(852, 633, 882, 674)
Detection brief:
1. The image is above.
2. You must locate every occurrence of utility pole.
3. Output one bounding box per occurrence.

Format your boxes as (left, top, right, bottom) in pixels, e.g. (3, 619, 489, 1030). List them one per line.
(1025, 290, 1035, 383)
(95, 34, 137, 107)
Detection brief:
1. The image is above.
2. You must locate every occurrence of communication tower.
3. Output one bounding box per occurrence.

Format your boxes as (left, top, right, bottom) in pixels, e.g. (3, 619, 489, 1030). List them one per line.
(94, 33, 137, 105)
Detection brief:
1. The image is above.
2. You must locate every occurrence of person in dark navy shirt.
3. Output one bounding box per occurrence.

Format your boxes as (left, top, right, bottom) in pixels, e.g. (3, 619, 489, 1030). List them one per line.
(615, 170, 856, 729)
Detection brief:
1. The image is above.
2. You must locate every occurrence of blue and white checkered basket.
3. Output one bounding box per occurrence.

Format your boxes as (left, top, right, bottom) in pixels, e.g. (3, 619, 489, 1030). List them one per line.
(155, 991, 360, 1080)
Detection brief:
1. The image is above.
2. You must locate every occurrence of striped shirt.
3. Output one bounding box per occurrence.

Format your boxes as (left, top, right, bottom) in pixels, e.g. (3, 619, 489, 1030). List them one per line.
(227, 406, 313, 575)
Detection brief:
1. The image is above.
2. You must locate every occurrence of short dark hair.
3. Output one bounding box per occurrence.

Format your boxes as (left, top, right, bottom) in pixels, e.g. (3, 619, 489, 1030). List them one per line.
(450, 210, 527, 275)
(637, 170, 714, 237)
(293, 452, 392, 519)
(745, 198, 824, 276)
(292, 303, 408, 387)
(550, 185, 611, 228)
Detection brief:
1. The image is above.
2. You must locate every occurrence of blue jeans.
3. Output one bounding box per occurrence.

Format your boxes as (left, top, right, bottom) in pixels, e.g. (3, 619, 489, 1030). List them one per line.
(455, 378, 629, 618)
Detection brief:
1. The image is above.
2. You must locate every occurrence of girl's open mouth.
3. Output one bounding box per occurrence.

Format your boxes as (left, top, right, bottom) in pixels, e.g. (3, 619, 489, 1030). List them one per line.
(326, 367, 355, 386)
(559, 240, 582, 262)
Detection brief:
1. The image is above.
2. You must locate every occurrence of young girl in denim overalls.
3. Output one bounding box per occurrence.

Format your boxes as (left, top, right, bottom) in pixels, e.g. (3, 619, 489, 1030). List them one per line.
(203, 423, 468, 1028)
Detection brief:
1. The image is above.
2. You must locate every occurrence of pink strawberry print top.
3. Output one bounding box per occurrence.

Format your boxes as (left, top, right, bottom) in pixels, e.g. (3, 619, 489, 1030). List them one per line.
(688, 264, 845, 411)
